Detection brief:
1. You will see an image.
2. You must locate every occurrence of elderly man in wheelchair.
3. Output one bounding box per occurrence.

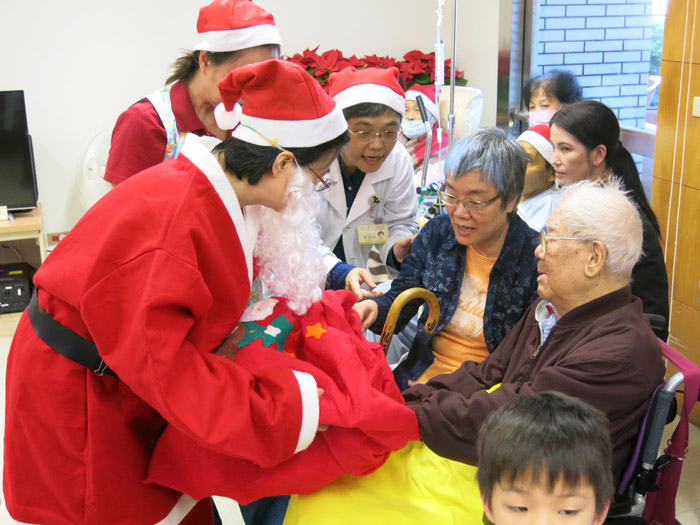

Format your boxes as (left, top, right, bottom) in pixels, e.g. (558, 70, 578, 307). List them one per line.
(286, 178, 666, 523)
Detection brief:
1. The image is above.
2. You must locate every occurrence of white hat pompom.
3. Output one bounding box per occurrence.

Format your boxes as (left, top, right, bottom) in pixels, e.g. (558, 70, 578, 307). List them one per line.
(215, 102, 243, 131)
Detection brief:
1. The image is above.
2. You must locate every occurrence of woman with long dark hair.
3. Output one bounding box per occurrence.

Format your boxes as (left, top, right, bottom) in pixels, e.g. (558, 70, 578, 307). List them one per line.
(549, 100, 668, 339)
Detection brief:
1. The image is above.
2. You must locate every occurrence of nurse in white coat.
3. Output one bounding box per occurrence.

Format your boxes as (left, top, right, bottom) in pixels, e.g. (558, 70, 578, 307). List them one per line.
(318, 67, 419, 290)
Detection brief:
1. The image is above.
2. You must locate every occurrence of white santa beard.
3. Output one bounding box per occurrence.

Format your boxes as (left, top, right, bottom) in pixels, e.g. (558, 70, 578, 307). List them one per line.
(254, 168, 326, 315)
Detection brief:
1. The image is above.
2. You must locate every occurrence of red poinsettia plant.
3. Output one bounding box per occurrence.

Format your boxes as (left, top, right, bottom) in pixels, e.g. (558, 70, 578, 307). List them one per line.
(284, 46, 466, 92)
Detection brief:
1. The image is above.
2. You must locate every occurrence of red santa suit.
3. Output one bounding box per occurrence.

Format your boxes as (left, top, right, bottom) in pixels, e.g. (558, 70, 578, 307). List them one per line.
(2, 135, 319, 525)
(146, 291, 420, 504)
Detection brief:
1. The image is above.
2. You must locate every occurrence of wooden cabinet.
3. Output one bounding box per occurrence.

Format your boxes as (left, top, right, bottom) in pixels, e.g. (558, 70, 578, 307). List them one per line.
(0, 204, 46, 337)
(0, 204, 46, 268)
(663, 0, 700, 65)
(652, 0, 700, 424)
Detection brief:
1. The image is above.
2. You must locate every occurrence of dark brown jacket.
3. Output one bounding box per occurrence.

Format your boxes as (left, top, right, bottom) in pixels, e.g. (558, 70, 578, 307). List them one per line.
(403, 286, 665, 481)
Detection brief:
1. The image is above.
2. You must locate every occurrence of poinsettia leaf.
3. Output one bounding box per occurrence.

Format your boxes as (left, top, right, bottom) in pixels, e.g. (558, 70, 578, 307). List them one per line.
(363, 54, 382, 66)
(348, 55, 366, 68)
(336, 59, 355, 70)
(404, 50, 431, 62)
(399, 68, 413, 84)
(322, 49, 342, 62)
(412, 72, 432, 84)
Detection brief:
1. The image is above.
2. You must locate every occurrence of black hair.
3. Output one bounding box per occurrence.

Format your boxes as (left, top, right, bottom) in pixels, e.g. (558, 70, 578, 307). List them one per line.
(522, 69, 583, 108)
(342, 103, 402, 123)
(166, 45, 281, 85)
(212, 131, 350, 185)
(477, 391, 614, 519)
(550, 100, 661, 236)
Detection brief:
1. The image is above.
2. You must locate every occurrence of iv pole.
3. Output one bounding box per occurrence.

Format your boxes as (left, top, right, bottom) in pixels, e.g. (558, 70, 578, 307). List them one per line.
(447, 0, 458, 149)
(432, 0, 459, 160)
(433, 0, 445, 164)
(417, 0, 457, 216)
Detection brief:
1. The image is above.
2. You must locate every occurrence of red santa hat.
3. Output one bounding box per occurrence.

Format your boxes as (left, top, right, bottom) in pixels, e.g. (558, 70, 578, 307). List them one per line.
(215, 60, 348, 148)
(517, 124, 553, 164)
(329, 67, 405, 117)
(193, 0, 281, 53)
(405, 84, 440, 121)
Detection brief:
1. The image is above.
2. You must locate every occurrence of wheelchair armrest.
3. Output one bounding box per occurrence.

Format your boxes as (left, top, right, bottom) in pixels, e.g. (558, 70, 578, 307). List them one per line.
(644, 313, 666, 331)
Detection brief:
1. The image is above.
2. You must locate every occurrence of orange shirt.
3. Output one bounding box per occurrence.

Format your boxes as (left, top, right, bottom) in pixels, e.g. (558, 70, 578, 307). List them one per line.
(416, 246, 497, 383)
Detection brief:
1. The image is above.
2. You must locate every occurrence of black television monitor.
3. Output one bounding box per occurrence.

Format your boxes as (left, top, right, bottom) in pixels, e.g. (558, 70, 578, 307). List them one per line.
(0, 90, 38, 211)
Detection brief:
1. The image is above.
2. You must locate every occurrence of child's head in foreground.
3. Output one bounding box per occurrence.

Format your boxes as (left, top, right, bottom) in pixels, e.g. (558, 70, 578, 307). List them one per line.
(477, 391, 614, 524)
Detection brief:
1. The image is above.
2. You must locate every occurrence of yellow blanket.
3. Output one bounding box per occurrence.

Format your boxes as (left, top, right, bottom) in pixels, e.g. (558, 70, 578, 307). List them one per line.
(284, 440, 484, 524)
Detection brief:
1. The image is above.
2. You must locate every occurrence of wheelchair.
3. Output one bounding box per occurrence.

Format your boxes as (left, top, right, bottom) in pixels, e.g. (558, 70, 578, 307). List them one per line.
(605, 338, 699, 524)
(379, 290, 699, 525)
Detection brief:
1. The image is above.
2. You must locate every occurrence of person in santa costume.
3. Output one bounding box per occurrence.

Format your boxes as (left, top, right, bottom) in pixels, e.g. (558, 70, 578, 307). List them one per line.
(2, 59, 352, 525)
(516, 124, 561, 232)
(104, 0, 281, 186)
(316, 67, 419, 286)
(145, 290, 420, 514)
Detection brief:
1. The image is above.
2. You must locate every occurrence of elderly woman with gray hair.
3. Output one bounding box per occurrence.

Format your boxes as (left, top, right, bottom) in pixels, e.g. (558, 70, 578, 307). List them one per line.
(354, 127, 540, 390)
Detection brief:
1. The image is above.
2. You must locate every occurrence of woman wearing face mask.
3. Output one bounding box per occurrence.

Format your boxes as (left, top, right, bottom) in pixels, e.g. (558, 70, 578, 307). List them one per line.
(400, 84, 449, 188)
(549, 100, 669, 340)
(522, 69, 583, 128)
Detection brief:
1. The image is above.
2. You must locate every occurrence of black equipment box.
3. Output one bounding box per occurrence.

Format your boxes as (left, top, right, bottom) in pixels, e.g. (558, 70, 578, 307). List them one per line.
(0, 262, 35, 314)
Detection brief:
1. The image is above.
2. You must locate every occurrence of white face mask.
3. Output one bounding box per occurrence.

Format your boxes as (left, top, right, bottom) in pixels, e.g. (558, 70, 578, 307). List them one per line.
(401, 119, 428, 139)
(528, 108, 557, 128)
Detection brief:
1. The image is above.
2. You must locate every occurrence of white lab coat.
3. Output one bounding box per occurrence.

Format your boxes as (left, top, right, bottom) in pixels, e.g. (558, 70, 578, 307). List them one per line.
(317, 143, 418, 272)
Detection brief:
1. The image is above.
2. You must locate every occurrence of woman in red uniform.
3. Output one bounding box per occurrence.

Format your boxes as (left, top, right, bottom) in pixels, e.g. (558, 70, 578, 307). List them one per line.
(104, 0, 281, 186)
(2, 59, 349, 525)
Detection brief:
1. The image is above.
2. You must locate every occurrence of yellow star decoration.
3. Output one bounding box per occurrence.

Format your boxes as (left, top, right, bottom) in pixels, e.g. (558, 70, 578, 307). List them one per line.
(305, 323, 327, 339)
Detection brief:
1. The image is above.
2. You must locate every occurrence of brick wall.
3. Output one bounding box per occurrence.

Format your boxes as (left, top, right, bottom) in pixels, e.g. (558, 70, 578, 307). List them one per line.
(534, 0, 655, 129)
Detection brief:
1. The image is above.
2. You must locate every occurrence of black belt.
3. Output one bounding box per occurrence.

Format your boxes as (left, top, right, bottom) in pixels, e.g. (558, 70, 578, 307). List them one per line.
(28, 292, 116, 377)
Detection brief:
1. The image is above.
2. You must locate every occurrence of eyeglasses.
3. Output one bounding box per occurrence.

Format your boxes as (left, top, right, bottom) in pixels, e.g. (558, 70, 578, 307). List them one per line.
(238, 123, 335, 192)
(349, 129, 400, 144)
(295, 159, 335, 192)
(437, 190, 500, 214)
(539, 230, 597, 254)
(304, 164, 336, 192)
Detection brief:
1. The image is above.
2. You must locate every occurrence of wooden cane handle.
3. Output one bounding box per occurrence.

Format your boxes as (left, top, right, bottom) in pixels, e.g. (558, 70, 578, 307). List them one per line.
(380, 288, 440, 355)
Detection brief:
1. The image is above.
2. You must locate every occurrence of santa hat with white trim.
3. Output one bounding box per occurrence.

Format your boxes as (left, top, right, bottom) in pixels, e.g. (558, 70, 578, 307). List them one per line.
(517, 124, 553, 164)
(214, 60, 348, 148)
(329, 67, 405, 117)
(194, 0, 281, 53)
(405, 84, 440, 121)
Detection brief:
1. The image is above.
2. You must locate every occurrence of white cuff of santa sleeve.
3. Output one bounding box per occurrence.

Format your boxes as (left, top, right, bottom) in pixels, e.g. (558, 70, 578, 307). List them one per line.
(292, 370, 319, 454)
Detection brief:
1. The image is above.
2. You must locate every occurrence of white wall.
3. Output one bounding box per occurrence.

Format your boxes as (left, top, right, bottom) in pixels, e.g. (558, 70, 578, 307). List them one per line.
(0, 0, 498, 234)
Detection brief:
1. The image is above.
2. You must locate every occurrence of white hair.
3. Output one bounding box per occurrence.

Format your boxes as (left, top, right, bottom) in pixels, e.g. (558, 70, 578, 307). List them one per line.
(254, 169, 326, 315)
(556, 178, 643, 280)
